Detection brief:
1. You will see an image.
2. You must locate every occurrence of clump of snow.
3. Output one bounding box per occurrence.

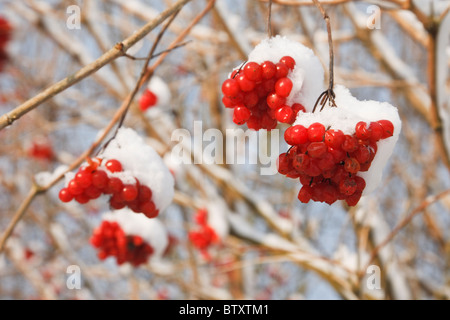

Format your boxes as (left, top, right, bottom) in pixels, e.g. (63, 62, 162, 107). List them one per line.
(293, 85, 401, 195)
(244, 35, 325, 109)
(35, 165, 68, 187)
(103, 208, 169, 258)
(100, 127, 174, 212)
(206, 201, 229, 241)
(147, 76, 171, 108)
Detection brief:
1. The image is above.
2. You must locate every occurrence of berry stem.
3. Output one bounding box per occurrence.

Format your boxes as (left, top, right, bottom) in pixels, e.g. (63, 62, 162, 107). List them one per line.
(267, 0, 273, 38)
(311, 0, 335, 92)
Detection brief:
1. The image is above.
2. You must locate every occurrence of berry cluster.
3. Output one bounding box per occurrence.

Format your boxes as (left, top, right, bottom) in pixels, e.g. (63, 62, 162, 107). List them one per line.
(221, 56, 306, 130)
(59, 158, 159, 218)
(90, 220, 154, 266)
(139, 89, 158, 111)
(0, 16, 11, 71)
(278, 120, 394, 206)
(188, 209, 219, 260)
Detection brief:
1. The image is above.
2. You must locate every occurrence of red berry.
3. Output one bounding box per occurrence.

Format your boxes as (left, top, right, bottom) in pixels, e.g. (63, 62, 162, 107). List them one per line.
(59, 188, 74, 202)
(292, 103, 306, 115)
(292, 153, 310, 172)
(369, 121, 384, 141)
(262, 78, 276, 93)
(75, 171, 93, 188)
(233, 105, 251, 125)
(285, 125, 308, 145)
(353, 145, 371, 164)
(346, 191, 362, 206)
(307, 123, 326, 142)
(266, 92, 285, 109)
(275, 106, 295, 124)
(222, 96, 235, 108)
(317, 153, 335, 171)
(277, 153, 292, 175)
(324, 129, 345, 149)
(222, 79, 240, 97)
(138, 185, 153, 203)
(307, 142, 327, 158)
(355, 176, 366, 192)
(275, 62, 289, 78)
(75, 193, 90, 204)
(355, 121, 372, 140)
(328, 147, 346, 163)
(105, 159, 123, 173)
(280, 56, 295, 70)
(298, 186, 313, 203)
(141, 201, 158, 218)
(92, 170, 109, 189)
(344, 157, 361, 174)
(261, 61, 276, 79)
(378, 120, 394, 138)
(274, 77, 293, 97)
(104, 177, 123, 194)
(342, 135, 359, 152)
(236, 74, 255, 92)
(84, 185, 102, 199)
(339, 178, 357, 196)
(243, 91, 258, 108)
(68, 180, 84, 195)
(122, 185, 138, 202)
(139, 90, 158, 111)
(243, 62, 262, 82)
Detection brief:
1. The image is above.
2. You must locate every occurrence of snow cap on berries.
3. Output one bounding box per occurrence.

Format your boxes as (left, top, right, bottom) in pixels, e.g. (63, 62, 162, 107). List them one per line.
(101, 127, 174, 212)
(293, 85, 401, 194)
(246, 35, 325, 109)
(103, 208, 169, 258)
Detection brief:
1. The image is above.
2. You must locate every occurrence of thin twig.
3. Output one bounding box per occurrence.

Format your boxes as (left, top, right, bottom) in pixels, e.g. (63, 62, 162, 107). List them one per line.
(115, 8, 182, 135)
(122, 40, 192, 61)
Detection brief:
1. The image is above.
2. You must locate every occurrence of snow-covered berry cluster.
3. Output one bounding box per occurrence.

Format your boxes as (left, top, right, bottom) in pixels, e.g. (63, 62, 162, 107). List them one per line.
(221, 36, 324, 130)
(279, 85, 401, 206)
(222, 57, 307, 129)
(90, 220, 154, 266)
(58, 128, 174, 267)
(0, 16, 11, 72)
(90, 209, 169, 266)
(279, 119, 394, 206)
(59, 157, 160, 218)
(188, 209, 220, 260)
(59, 128, 174, 219)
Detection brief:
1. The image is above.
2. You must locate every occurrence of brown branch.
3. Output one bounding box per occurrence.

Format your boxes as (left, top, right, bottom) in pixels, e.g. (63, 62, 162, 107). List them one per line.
(0, 0, 192, 131)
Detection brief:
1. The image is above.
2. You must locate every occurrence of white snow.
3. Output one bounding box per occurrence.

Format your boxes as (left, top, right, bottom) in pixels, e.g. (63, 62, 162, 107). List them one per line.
(146, 76, 171, 108)
(35, 165, 68, 187)
(293, 85, 401, 195)
(245, 35, 325, 109)
(102, 208, 169, 258)
(100, 127, 175, 212)
(206, 200, 229, 241)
